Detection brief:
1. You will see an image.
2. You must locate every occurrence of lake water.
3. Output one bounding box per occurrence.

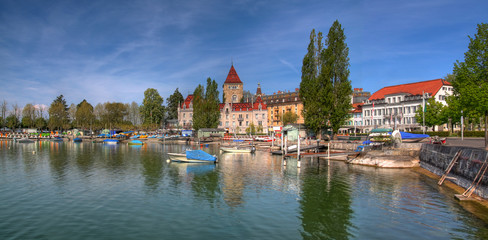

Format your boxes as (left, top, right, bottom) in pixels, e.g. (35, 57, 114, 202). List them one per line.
(1, 140, 488, 239)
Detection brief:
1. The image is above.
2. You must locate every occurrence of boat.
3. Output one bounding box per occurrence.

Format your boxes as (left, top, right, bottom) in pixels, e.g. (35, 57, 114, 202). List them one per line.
(167, 150, 217, 163)
(73, 137, 82, 142)
(395, 131, 429, 143)
(103, 139, 119, 144)
(51, 137, 64, 142)
(16, 138, 34, 143)
(220, 146, 256, 153)
(128, 140, 144, 145)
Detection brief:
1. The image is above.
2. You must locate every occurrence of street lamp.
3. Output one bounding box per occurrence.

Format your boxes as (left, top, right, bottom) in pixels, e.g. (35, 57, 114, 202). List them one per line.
(461, 110, 464, 141)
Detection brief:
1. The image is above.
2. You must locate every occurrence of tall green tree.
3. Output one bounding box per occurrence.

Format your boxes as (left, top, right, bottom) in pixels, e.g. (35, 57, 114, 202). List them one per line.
(414, 98, 447, 131)
(451, 23, 488, 149)
(300, 21, 352, 139)
(0, 100, 7, 129)
(192, 78, 220, 131)
(323, 20, 353, 136)
(75, 99, 95, 130)
(140, 88, 165, 126)
(166, 88, 184, 120)
(102, 102, 128, 127)
(6, 114, 19, 130)
(48, 95, 69, 130)
(21, 103, 36, 128)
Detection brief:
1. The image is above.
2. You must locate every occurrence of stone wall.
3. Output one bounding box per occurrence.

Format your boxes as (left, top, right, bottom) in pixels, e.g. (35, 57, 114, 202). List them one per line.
(420, 144, 488, 199)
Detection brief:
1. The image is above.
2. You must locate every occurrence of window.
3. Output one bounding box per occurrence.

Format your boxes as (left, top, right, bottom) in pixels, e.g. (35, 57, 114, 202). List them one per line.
(262, 114, 265, 119)
(246, 121, 249, 126)
(239, 121, 242, 126)
(219, 121, 222, 126)
(232, 95, 237, 102)
(183, 113, 186, 118)
(246, 114, 248, 119)
(258, 121, 262, 126)
(225, 121, 229, 127)
(233, 114, 235, 119)
(255, 114, 258, 119)
(190, 113, 192, 117)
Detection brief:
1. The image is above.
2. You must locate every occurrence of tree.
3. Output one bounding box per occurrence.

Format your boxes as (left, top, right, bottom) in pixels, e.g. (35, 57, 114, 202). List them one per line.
(300, 21, 352, 139)
(192, 78, 220, 131)
(68, 103, 77, 125)
(48, 95, 69, 130)
(5, 114, 19, 130)
(246, 122, 256, 135)
(35, 117, 47, 130)
(282, 111, 299, 126)
(140, 88, 165, 126)
(21, 103, 36, 128)
(322, 20, 353, 137)
(414, 98, 447, 131)
(451, 23, 488, 149)
(75, 100, 95, 130)
(102, 102, 128, 127)
(0, 100, 7, 129)
(166, 88, 184, 120)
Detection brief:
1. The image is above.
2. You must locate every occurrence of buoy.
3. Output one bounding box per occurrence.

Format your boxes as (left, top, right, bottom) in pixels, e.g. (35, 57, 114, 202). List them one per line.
(166, 159, 170, 163)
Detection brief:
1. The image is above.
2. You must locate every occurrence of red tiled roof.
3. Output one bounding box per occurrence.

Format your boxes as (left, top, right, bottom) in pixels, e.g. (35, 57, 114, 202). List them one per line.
(224, 65, 242, 84)
(351, 103, 363, 113)
(218, 96, 267, 111)
(369, 79, 450, 100)
(180, 95, 193, 108)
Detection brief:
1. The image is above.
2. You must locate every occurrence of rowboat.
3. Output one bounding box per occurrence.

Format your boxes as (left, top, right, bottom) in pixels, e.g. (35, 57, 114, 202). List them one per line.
(167, 150, 217, 163)
(220, 146, 256, 153)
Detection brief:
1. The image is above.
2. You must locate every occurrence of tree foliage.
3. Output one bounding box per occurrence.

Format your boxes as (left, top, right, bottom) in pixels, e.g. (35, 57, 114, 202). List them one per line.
(140, 88, 165, 125)
(282, 111, 298, 126)
(414, 98, 447, 131)
(166, 88, 184, 120)
(75, 99, 95, 130)
(192, 78, 220, 131)
(300, 21, 352, 138)
(48, 95, 69, 130)
(21, 103, 36, 128)
(450, 23, 488, 148)
(6, 114, 19, 130)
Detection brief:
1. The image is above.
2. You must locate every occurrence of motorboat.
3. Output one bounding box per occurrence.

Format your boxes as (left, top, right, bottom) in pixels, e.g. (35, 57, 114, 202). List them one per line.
(51, 137, 64, 142)
(103, 139, 119, 144)
(167, 150, 217, 163)
(220, 146, 256, 153)
(128, 140, 144, 145)
(73, 137, 82, 142)
(16, 138, 34, 143)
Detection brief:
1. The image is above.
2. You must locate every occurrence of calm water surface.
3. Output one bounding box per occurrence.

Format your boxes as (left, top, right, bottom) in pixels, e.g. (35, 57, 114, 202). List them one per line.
(1, 140, 487, 239)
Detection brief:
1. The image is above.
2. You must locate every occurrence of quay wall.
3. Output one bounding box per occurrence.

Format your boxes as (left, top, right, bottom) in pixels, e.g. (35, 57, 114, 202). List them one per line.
(420, 144, 488, 199)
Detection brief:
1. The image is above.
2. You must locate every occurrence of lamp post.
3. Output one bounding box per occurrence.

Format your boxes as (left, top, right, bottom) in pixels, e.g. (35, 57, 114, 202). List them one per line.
(461, 110, 464, 141)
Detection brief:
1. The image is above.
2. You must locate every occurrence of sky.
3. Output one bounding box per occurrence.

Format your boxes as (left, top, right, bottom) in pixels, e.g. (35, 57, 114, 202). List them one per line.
(1, 0, 487, 110)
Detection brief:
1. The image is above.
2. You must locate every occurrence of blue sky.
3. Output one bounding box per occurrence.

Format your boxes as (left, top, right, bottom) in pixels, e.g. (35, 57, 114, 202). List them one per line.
(1, 0, 487, 109)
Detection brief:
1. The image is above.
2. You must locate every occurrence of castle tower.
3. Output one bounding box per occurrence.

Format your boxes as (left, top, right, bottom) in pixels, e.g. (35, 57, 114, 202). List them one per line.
(222, 65, 243, 103)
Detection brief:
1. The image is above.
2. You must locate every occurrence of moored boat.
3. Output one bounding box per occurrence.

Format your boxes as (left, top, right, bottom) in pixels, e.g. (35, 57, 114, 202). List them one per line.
(16, 138, 35, 143)
(128, 140, 144, 145)
(220, 146, 256, 153)
(103, 139, 119, 144)
(168, 150, 217, 163)
(73, 137, 82, 142)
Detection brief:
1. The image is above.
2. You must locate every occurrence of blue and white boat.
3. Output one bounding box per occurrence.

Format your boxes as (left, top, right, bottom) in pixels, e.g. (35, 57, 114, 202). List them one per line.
(128, 140, 144, 145)
(103, 139, 119, 144)
(167, 150, 217, 163)
(73, 137, 82, 142)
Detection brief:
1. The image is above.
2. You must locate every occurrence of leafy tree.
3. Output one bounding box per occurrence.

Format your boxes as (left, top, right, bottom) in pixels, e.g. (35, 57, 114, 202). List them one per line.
(192, 78, 220, 131)
(6, 114, 19, 130)
(68, 103, 77, 125)
(282, 111, 299, 126)
(75, 99, 95, 130)
(414, 98, 447, 131)
(102, 102, 128, 127)
(126, 101, 141, 126)
(35, 117, 47, 130)
(0, 100, 7, 129)
(166, 88, 184, 120)
(246, 122, 256, 135)
(300, 21, 352, 139)
(451, 23, 488, 149)
(322, 20, 353, 136)
(140, 88, 165, 126)
(48, 95, 69, 130)
(21, 103, 36, 128)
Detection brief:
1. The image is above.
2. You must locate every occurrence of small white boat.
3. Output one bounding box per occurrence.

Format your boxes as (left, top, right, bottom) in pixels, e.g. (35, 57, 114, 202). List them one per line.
(220, 146, 256, 153)
(103, 139, 119, 144)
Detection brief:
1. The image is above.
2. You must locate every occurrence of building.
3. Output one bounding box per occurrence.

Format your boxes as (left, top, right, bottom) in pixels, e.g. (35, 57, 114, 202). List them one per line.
(178, 64, 268, 134)
(261, 89, 304, 129)
(351, 88, 371, 104)
(177, 94, 193, 129)
(219, 65, 268, 134)
(362, 79, 453, 132)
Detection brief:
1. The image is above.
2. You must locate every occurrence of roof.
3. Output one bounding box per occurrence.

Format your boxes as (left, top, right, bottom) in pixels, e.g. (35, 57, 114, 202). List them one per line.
(219, 96, 267, 111)
(369, 79, 450, 100)
(351, 103, 363, 113)
(224, 65, 242, 84)
(180, 94, 193, 108)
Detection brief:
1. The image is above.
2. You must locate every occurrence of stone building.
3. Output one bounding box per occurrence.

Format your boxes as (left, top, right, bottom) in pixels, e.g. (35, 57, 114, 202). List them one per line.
(178, 64, 268, 134)
(362, 78, 453, 132)
(261, 89, 304, 129)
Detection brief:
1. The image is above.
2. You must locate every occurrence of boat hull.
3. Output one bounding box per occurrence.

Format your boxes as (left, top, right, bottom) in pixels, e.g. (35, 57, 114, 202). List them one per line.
(167, 153, 215, 163)
(220, 147, 253, 153)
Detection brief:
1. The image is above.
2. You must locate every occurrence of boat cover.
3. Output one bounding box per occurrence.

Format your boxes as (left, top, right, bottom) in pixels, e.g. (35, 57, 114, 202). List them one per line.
(129, 140, 143, 144)
(399, 131, 429, 139)
(186, 150, 217, 161)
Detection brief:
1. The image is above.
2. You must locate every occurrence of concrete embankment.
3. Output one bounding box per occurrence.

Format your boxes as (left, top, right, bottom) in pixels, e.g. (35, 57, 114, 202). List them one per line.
(420, 144, 488, 199)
